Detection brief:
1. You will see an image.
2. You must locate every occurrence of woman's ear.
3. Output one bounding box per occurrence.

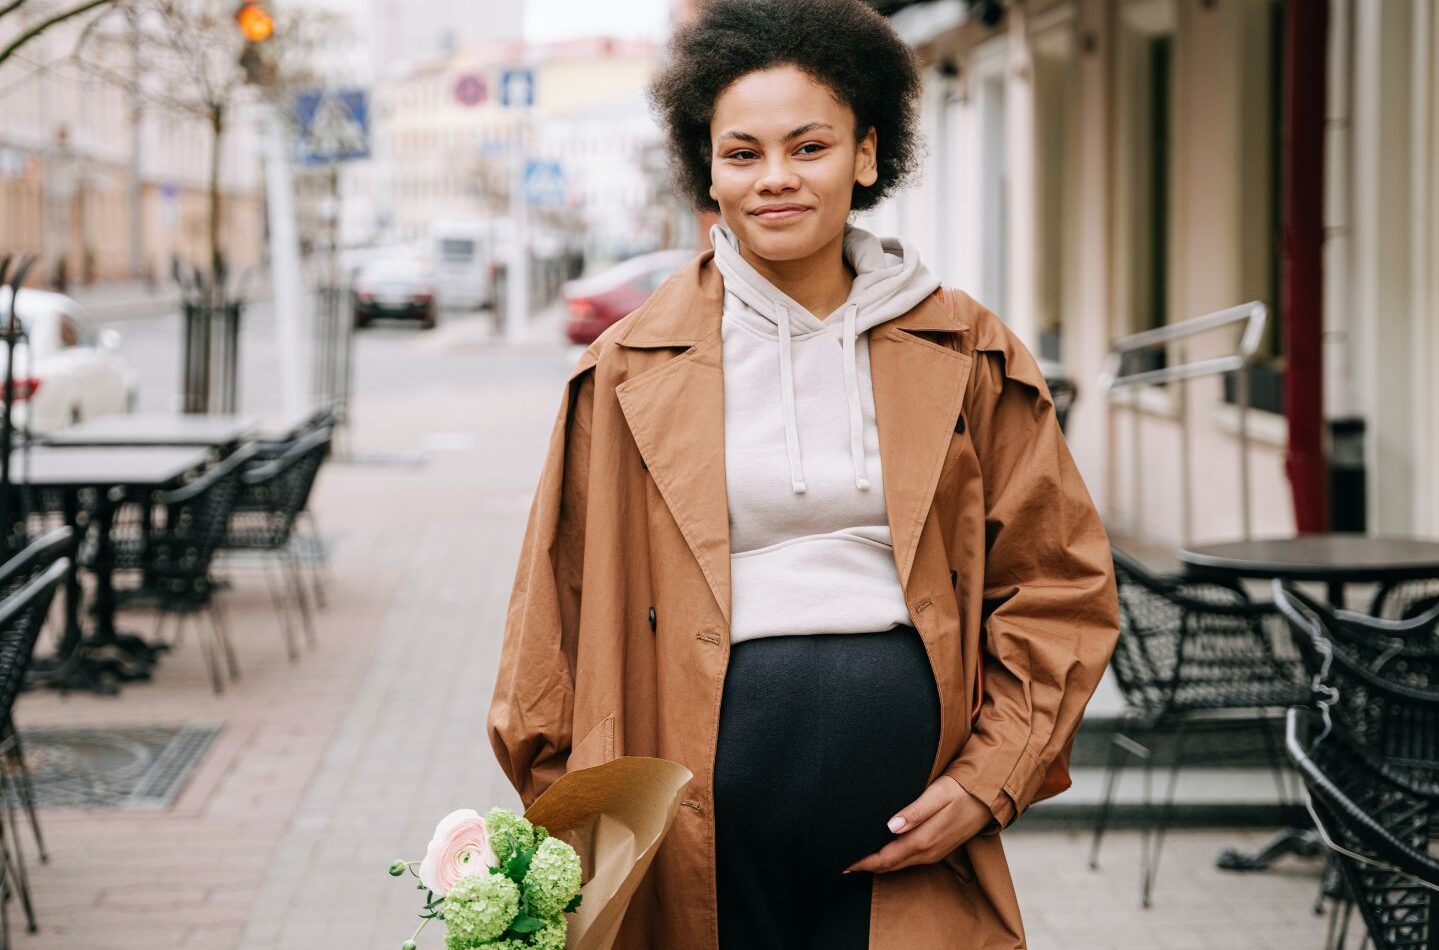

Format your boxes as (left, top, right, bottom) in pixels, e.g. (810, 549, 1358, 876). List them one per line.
(855, 126, 879, 188)
(709, 181, 718, 203)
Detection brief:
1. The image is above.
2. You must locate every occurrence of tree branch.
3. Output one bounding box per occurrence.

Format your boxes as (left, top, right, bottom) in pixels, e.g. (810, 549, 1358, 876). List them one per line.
(0, 0, 116, 69)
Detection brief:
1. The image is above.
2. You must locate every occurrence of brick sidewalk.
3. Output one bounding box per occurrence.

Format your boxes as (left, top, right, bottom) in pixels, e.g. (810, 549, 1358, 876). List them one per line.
(14, 339, 1340, 950)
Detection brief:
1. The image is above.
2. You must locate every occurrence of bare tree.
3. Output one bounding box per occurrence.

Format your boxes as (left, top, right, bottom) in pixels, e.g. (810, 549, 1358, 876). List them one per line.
(0, 0, 118, 70)
(73, 0, 351, 284)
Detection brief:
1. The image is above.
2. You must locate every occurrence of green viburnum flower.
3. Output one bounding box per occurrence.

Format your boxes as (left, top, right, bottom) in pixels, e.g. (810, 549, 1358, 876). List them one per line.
(522, 836, 582, 919)
(442, 873, 519, 948)
(485, 807, 539, 866)
(529, 918, 568, 950)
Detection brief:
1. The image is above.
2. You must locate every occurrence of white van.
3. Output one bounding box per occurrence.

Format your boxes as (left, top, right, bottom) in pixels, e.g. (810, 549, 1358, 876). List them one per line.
(430, 219, 500, 311)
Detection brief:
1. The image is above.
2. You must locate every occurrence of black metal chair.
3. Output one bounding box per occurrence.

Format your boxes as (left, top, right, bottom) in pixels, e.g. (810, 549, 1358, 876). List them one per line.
(0, 556, 70, 940)
(135, 445, 258, 694)
(246, 407, 339, 609)
(1286, 708, 1439, 950)
(1091, 549, 1309, 907)
(0, 527, 72, 868)
(1369, 577, 1439, 624)
(221, 427, 333, 658)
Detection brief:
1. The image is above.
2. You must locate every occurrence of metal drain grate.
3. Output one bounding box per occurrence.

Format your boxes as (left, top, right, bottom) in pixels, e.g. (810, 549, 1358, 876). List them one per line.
(19, 723, 220, 810)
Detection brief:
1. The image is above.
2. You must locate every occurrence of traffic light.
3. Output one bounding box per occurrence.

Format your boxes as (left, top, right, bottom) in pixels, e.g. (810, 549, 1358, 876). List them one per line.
(235, 0, 274, 42)
(236, 1, 275, 84)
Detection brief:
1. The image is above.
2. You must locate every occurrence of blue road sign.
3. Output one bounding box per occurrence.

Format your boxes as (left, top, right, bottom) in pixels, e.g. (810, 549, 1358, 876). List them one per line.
(296, 89, 371, 166)
(500, 68, 535, 109)
(454, 73, 486, 108)
(524, 159, 565, 206)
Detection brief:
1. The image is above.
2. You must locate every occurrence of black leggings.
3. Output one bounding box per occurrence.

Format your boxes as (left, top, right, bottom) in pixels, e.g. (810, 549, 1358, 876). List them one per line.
(714, 626, 941, 950)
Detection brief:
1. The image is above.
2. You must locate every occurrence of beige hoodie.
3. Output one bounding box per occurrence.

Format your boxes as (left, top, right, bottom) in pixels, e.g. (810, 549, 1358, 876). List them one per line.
(712, 222, 942, 643)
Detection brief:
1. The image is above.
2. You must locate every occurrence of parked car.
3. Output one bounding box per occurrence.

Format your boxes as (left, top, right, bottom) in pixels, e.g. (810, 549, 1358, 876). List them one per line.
(353, 257, 437, 329)
(563, 249, 695, 345)
(0, 287, 138, 434)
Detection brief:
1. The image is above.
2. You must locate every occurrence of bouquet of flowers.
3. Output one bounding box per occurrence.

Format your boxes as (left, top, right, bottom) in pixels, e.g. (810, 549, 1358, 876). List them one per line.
(389, 757, 692, 950)
(391, 807, 582, 950)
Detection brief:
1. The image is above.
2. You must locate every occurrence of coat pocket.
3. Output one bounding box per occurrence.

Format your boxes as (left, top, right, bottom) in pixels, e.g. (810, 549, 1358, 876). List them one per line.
(941, 844, 976, 886)
(567, 712, 616, 772)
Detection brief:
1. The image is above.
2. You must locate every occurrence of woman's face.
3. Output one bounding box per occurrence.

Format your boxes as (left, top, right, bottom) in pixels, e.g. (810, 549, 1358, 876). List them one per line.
(709, 65, 878, 264)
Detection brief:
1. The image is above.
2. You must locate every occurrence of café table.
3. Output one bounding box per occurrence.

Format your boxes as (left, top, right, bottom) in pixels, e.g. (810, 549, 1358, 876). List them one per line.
(1178, 534, 1439, 607)
(42, 412, 259, 449)
(1177, 532, 1439, 872)
(11, 444, 211, 694)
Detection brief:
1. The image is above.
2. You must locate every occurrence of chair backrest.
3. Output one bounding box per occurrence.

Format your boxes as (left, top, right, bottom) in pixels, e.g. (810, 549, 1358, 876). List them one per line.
(235, 426, 331, 536)
(147, 443, 260, 584)
(0, 557, 69, 721)
(1275, 583, 1439, 783)
(1369, 578, 1439, 623)
(1285, 708, 1439, 950)
(0, 525, 72, 600)
(1110, 548, 1301, 713)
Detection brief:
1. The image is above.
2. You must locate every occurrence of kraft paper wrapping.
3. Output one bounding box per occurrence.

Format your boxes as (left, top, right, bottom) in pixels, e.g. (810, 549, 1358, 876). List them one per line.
(523, 757, 693, 950)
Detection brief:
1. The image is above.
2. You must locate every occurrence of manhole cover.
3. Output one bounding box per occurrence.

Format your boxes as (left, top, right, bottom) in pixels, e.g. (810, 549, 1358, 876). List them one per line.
(20, 723, 220, 810)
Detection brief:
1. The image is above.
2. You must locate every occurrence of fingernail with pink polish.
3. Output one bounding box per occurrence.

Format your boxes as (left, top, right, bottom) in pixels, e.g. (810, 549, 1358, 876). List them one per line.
(887, 816, 906, 833)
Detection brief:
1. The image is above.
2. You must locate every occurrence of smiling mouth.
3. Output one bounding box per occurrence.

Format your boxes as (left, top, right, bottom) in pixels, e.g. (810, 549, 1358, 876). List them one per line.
(751, 205, 811, 221)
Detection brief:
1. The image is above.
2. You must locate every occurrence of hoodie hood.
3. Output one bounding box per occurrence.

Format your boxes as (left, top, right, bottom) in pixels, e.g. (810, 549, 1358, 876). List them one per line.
(710, 222, 940, 494)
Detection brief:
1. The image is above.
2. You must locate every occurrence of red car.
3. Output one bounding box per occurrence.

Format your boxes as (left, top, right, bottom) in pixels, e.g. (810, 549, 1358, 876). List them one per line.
(563, 249, 695, 344)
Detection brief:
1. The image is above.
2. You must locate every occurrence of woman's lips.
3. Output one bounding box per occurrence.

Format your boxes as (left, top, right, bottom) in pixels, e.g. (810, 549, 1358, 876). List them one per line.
(750, 205, 810, 221)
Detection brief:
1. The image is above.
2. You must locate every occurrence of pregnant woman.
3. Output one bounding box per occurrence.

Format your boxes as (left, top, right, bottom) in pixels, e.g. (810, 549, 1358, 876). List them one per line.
(488, 1, 1120, 947)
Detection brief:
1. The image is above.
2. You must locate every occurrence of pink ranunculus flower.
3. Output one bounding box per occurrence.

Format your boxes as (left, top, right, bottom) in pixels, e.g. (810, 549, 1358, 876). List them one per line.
(418, 809, 499, 896)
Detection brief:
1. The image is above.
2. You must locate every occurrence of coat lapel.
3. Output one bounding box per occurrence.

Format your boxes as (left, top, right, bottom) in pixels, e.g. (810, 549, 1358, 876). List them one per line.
(614, 255, 731, 622)
(870, 292, 973, 590)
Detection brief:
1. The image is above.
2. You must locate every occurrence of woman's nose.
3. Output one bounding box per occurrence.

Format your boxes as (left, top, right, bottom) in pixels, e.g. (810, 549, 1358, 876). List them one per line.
(755, 159, 800, 194)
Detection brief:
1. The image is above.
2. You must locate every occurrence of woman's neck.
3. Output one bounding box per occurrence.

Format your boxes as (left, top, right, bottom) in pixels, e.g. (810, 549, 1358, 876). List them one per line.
(738, 229, 855, 320)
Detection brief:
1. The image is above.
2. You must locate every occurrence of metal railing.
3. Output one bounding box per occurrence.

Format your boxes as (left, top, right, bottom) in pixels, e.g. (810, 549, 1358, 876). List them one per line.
(1100, 301, 1269, 543)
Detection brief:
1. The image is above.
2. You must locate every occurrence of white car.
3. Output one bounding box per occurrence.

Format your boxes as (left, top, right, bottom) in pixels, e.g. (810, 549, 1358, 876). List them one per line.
(0, 287, 138, 434)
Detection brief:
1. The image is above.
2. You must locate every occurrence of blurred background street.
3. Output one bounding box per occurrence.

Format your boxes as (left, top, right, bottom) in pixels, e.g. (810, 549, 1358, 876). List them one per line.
(0, 0, 1433, 947)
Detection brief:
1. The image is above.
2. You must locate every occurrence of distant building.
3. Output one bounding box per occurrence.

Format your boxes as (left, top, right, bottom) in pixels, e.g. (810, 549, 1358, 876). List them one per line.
(354, 36, 685, 261)
(370, 0, 523, 78)
(0, 13, 262, 288)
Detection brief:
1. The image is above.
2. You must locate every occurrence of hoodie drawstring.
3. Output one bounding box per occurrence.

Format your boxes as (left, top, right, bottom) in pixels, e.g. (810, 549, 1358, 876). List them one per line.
(776, 303, 807, 493)
(776, 301, 870, 495)
(841, 303, 871, 491)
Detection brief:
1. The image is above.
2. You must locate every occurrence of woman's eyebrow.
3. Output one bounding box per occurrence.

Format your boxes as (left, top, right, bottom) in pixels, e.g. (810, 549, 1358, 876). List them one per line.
(715, 122, 836, 146)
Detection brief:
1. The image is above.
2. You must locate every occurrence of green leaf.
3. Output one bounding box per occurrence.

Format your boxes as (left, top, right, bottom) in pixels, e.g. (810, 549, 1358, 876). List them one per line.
(508, 914, 545, 934)
(564, 893, 583, 913)
(503, 847, 534, 882)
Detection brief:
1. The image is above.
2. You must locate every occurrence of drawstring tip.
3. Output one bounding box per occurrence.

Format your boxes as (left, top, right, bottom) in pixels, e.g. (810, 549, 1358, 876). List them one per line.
(792, 480, 807, 494)
(855, 477, 871, 491)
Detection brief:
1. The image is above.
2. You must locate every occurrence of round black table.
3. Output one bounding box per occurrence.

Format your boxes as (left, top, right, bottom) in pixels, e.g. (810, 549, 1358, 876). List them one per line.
(1177, 532, 1439, 873)
(1178, 534, 1439, 606)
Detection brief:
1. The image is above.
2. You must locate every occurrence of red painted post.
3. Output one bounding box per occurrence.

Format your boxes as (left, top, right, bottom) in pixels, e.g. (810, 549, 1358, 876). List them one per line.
(1282, 0, 1329, 532)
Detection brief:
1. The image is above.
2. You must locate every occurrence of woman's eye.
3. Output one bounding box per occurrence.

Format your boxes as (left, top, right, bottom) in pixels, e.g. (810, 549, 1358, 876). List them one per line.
(796, 143, 826, 156)
(726, 150, 757, 161)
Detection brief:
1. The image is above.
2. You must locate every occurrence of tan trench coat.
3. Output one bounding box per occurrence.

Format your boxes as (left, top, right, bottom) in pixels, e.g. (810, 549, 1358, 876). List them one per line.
(487, 251, 1120, 950)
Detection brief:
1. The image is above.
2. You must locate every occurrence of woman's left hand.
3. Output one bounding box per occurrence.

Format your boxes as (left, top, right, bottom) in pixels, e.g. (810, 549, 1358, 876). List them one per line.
(843, 776, 994, 874)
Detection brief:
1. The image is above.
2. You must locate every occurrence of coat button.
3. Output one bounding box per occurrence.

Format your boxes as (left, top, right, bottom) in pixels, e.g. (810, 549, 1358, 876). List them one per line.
(954, 414, 966, 435)
(648, 607, 656, 633)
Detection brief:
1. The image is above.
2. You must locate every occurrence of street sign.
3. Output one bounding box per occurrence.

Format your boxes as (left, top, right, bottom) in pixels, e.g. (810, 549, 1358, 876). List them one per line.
(296, 89, 371, 166)
(524, 159, 565, 207)
(453, 73, 487, 108)
(499, 68, 535, 109)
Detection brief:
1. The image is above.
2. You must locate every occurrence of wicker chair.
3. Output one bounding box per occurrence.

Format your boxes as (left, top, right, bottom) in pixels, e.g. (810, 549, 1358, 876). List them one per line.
(221, 426, 333, 658)
(0, 557, 70, 940)
(246, 407, 339, 609)
(1286, 708, 1439, 950)
(1368, 578, 1439, 624)
(0, 527, 72, 868)
(1092, 549, 1309, 907)
(136, 445, 258, 694)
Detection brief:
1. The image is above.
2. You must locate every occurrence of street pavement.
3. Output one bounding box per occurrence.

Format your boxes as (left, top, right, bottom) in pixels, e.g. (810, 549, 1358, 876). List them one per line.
(14, 306, 1339, 948)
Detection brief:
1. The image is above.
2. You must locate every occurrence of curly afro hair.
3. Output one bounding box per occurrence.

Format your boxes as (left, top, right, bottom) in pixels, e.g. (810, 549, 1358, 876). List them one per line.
(648, 0, 923, 213)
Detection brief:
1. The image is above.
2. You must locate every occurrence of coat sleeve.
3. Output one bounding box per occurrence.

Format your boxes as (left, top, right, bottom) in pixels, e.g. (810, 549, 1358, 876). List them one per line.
(941, 320, 1119, 830)
(486, 353, 597, 808)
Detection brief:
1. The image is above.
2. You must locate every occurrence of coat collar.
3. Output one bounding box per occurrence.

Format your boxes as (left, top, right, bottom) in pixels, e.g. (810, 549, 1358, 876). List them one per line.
(613, 250, 975, 621)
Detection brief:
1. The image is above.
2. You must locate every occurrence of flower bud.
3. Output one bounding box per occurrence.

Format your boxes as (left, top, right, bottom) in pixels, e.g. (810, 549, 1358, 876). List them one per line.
(401, 941, 417, 950)
(389, 860, 408, 877)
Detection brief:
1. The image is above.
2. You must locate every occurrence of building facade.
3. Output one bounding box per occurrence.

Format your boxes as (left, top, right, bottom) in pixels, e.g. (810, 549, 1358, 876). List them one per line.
(868, 0, 1439, 544)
